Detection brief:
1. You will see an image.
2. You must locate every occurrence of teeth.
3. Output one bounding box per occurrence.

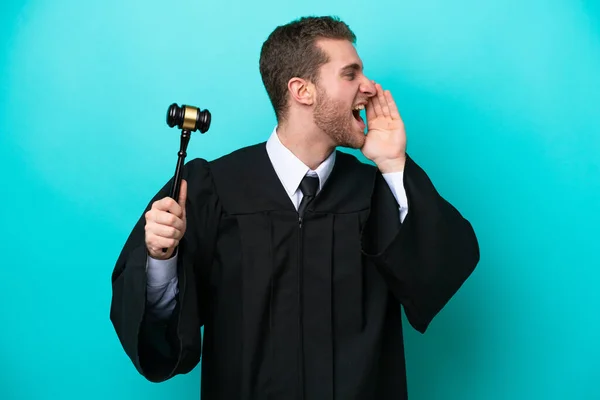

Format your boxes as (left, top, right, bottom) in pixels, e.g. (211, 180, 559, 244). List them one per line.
(353, 104, 365, 111)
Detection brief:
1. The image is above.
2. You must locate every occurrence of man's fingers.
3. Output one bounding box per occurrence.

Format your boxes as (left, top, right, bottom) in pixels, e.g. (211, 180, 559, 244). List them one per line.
(178, 179, 188, 215)
(147, 210, 185, 231)
(152, 197, 183, 218)
(179, 179, 187, 219)
(146, 222, 184, 241)
(371, 91, 383, 117)
(377, 84, 391, 118)
(147, 236, 178, 253)
(385, 90, 402, 121)
(366, 98, 377, 122)
(145, 183, 188, 257)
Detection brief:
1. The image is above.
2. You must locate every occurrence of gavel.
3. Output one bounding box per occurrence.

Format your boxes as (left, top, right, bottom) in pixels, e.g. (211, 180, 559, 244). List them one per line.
(163, 103, 211, 252)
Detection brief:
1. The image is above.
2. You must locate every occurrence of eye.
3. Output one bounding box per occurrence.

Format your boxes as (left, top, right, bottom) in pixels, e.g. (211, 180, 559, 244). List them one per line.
(345, 72, 356, 80)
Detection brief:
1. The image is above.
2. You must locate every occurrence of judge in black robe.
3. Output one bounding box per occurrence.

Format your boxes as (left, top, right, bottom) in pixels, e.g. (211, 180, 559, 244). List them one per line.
(109, 137, 479, 399)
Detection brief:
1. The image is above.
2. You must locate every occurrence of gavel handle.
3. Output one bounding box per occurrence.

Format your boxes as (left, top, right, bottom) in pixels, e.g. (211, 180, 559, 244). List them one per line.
(163, 129, 191, 253)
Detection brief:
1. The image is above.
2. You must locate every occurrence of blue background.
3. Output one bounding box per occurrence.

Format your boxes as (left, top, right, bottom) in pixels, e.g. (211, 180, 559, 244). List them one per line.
(1, 0, 599, 398)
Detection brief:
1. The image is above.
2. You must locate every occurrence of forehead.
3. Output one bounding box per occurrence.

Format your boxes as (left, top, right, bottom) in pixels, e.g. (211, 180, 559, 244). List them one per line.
(316, 38, 363, 71)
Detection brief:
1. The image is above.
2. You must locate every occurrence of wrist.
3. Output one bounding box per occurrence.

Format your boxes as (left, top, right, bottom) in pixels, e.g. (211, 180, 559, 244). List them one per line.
(148, 247, 176, 260)
(375, 156, 406, 174)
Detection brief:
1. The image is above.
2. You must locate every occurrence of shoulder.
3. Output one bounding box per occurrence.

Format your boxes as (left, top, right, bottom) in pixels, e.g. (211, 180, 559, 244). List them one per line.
(184, 142, 268, 202)
(334, 149, 377, 176)
(183, 142, 265, 175)
(209, 142, 266, 171)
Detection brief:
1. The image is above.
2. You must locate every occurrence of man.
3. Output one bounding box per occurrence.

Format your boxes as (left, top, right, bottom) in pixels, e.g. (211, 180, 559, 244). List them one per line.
(110, 16, 479, 399)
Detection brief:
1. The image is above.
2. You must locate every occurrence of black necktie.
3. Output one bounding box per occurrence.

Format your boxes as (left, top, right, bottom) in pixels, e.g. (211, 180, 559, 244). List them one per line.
(298, 175, 319, 219)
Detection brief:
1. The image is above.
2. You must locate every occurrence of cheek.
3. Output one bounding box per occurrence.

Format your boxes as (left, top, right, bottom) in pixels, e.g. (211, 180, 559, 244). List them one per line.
(331, 79, 357, 97)
(343, 81, 361, 98)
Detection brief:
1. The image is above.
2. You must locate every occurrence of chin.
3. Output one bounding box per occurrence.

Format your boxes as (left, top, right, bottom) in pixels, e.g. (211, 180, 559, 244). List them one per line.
(314, 109, 365, 149)
(338, 130, 365, 149)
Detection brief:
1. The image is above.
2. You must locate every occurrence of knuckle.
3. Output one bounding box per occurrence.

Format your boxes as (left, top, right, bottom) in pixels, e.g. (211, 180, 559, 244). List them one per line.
(174, 228, 184, 240)
(153, 199, 164, 210)
(167, 226, 177, 238)
(146, 237, 155, 248)
(174, 206, 183, 218)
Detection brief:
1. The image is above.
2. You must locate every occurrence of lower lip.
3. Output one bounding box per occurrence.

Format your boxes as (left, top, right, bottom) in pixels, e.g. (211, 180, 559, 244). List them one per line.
(354, 113, 366, 131)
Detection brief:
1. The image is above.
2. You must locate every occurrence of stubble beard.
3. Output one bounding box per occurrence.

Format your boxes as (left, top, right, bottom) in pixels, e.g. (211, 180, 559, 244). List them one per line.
(313, 85, 365, 149)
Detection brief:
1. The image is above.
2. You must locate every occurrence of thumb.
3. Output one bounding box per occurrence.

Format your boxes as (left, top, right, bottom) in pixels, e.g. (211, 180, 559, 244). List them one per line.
(178, 179, 188, 216)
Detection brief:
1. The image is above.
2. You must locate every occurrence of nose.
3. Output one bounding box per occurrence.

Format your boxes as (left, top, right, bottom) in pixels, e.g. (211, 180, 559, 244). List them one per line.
(360, 76, 376, 97)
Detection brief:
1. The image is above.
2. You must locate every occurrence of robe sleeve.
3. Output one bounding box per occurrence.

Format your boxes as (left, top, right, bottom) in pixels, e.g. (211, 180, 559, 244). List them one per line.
(110, 158, 221, 382)
(361, 154, 480, 333)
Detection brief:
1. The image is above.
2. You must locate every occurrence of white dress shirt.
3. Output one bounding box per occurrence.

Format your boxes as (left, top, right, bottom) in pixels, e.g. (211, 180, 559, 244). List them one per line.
(145, 128, 409, 320)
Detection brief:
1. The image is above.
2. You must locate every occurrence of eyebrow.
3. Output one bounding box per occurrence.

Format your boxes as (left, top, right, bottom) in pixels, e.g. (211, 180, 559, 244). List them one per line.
(340, 63, 362, 74)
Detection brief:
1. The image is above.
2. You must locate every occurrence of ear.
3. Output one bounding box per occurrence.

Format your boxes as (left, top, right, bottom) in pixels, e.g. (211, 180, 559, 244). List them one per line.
(288, 77, 315, 106)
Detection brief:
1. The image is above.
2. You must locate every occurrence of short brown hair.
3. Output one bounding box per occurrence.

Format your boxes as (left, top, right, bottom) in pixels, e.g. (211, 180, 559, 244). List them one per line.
(259, 16, 356, 121)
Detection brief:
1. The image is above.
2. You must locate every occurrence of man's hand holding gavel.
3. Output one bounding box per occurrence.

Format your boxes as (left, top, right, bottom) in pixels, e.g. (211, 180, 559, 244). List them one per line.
(144, 179, 188, 260)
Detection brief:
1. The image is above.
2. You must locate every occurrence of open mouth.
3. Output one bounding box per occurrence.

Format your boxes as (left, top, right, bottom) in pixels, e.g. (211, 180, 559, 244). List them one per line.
(352, 103, 366, 128)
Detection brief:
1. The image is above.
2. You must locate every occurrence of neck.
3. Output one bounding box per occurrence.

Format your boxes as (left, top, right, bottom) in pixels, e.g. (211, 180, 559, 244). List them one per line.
(276, 117, 335, 171)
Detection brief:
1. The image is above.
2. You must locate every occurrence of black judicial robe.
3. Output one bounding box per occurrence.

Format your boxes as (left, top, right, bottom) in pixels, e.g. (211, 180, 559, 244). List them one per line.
(110, 143, 480, 399)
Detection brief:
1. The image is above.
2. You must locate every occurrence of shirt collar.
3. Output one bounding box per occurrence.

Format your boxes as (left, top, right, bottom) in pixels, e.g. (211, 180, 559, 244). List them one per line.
(266, 126, 336, 198)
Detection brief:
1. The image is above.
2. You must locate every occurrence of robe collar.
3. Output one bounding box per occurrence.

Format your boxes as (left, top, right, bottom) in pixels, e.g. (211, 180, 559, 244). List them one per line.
(265, 126, 336, 199)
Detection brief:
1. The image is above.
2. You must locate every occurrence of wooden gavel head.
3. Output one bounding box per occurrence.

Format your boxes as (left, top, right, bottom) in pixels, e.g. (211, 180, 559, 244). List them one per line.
(166, 103, 211, 133)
